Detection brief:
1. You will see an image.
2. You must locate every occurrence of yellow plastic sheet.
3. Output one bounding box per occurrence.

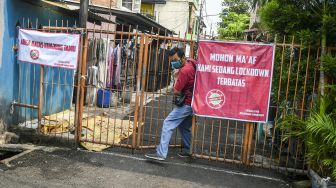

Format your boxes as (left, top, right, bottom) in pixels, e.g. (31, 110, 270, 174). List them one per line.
(40, 110, 82, 134)
(80, 116, 137, 152)
(38, 110, 137, 152)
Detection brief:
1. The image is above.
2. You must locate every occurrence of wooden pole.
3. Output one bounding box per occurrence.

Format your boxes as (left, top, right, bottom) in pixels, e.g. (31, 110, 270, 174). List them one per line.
(190, 116, 196, 155)
(136, 35, 149, 147)
(76, 30, 88, 142)
(38, 65, 44, 132)
(132, 34, 145, 149)
(243, 122, 254, 165)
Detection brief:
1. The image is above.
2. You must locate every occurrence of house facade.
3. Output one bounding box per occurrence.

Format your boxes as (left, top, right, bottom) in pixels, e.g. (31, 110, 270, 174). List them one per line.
(140, 0, 201, 39)
(65, 0, 171, 35)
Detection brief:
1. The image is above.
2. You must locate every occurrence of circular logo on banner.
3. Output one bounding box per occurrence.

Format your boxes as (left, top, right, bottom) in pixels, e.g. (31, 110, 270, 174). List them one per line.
(206, 89, 226, 109)
(30, 49, 40, 60)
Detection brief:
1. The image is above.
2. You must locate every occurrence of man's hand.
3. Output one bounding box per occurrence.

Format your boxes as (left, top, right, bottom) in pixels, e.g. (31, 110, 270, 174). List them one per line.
(173, 88, 181, 95)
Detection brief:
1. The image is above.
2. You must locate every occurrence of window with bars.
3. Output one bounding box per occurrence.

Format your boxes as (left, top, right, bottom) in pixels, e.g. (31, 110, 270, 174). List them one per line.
(122, 0, 132, 10)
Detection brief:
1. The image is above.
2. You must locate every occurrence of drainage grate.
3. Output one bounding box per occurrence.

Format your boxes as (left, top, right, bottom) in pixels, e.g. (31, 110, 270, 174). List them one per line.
(0, 148, 25, 172)
(0, 148, 23, 161)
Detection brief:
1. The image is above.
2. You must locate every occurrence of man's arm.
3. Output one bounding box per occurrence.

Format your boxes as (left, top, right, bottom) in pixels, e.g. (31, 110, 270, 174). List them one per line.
(174, 70, 187, 95)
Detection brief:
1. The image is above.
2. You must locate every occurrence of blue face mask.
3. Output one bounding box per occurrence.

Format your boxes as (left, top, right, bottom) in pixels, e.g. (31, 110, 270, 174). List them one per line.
(171, 60, 182, 69)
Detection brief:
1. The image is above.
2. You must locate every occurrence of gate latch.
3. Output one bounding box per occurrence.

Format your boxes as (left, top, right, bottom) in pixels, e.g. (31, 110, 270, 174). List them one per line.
(10, 100, 16, 115)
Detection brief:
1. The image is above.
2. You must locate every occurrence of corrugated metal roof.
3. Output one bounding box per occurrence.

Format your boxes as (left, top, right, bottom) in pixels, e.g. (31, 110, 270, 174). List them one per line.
(62, 0, 174, 35)
(24, 0, 115, 24)
(41, 0, 79, 10)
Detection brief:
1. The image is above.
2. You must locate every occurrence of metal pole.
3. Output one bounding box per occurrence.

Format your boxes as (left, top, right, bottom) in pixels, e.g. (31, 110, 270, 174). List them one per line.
(79, 0, 89, 28)
(197, 0, 203, 44)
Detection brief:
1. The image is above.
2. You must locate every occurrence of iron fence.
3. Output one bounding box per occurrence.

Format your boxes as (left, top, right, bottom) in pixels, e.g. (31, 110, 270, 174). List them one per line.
(13, 18, 329, 174)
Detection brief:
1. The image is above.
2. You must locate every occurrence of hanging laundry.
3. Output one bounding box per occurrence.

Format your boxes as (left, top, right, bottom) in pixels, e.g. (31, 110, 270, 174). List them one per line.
(85, 39, 99, 106)
(106, 43, 115, 88)
(96, 38, 108, 88)
(107, 43, 122, 89)
(86, 66, 98, 106)
(114, 44, 122, 86)
(87, 39, 97, 68)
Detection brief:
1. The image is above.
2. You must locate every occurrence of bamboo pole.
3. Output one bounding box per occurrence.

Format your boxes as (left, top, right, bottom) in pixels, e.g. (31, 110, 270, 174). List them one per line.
(38, 65, 44, 132)
(243, 122, 254, 165)
(76, 30, 88, 142)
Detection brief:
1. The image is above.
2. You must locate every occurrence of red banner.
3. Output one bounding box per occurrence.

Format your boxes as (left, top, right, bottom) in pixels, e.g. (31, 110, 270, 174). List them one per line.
(192, 41, 275, 123)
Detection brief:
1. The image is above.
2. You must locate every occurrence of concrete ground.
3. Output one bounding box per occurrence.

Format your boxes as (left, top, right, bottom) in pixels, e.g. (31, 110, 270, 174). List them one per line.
(0, 145, 295, 188)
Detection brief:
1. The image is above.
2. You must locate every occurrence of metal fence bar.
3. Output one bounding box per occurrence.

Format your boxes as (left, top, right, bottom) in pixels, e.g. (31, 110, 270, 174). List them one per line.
(141, 28, 154, 147)
(118, 25, 129, 148)
(310, 48, 320, 111)
(136, 34, 150, 147)
(292, 41, 303, 169)
(270, 36, 285, 169)
(153, 29, 168, 146)
(215, 120, 222, 161)
(147, 29, 161, 146)
(124, 25, 133, 146)
(300, 46, 311, 119)
(130, 27, 140, 149)
(127, 26, 139, 147)
(284, 36, 295, 169)
(110, 25, 119, 146)
(223, 120, 230, 159)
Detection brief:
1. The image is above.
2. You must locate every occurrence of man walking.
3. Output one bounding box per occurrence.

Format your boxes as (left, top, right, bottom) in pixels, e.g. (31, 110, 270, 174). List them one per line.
(145, 47, 196, 161)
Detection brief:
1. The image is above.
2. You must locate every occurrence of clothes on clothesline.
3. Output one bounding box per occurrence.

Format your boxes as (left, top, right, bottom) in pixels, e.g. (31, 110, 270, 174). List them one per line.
(87, 39, 127, 90)
(87, 39, 97, 68)
(97, 39, 109, 88)
(107, 43, 122, 88)
(85, 39, 127, 105)
(86, 38, 109, 88)
(85, 38, 108, 105)
(85, 38, 174, 94)
(86, 66, 98, 106)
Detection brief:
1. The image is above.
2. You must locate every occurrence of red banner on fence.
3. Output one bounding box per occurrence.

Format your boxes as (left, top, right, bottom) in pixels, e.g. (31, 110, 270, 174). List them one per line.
(192, 41, 275, 123)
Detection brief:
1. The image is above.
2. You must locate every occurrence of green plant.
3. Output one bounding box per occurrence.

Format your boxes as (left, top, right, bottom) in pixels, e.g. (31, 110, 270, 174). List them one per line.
(322, 54, 336, 80)
(278, 114, 306, 140)
(258, 0, 336, 94)
(218, 12, 249, 40)
(279, 95, 336, 181)
(218, 0, 250, 40)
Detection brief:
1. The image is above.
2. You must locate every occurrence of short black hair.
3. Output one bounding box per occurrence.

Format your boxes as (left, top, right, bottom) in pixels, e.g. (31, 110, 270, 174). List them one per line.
(168, 47, 185, 58)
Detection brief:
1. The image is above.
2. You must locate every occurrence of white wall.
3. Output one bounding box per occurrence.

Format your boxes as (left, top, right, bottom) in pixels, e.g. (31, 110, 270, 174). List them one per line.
(155, 1, 189, 35)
